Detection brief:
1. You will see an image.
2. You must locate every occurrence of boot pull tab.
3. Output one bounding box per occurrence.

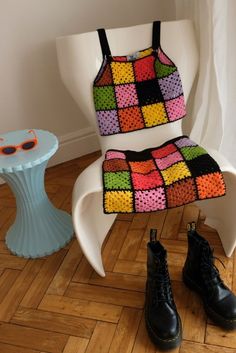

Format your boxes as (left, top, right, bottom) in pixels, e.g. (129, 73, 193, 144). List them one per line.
(187, 221, 196, 232)
(150, 229, 158, 242)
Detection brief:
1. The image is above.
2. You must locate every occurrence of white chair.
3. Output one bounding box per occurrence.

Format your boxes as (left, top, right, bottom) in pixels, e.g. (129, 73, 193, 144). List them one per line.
(56, 20, 236, 277)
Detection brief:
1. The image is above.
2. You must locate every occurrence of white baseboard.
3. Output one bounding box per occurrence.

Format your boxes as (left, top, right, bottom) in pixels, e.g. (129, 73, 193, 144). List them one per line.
(49, 126, 100, 167)
(0, 127, 100, 185)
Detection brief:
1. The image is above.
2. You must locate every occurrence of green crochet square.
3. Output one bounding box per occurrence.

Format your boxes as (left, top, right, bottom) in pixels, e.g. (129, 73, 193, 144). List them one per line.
(180, 146, 207, 160)
(93, 86, 116, 110)
(155, 59, 177, 79)
(104, 171, 132, 190)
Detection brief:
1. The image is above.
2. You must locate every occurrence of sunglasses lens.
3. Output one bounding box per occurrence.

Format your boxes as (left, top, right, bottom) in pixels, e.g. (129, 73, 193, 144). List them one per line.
(2, 147, 16, 155)
(22, 141, 35, 150)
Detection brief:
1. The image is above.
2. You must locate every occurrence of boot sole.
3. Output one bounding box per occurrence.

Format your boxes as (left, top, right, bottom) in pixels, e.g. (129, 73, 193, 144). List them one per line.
(183, 270, 236, 330)
(145, 309, 182, 350)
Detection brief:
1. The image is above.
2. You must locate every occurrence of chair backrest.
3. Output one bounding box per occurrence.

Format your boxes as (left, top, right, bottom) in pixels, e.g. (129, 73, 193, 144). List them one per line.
(56, 20, 198, 154)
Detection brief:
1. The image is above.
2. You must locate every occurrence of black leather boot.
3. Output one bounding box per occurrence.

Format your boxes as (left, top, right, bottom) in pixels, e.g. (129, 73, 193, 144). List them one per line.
(145, 229, 182, 350)
(183, 222, 236, 330)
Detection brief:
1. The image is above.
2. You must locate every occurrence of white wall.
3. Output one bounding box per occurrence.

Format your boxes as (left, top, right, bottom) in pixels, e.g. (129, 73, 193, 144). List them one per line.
(0, 0, 176, 164)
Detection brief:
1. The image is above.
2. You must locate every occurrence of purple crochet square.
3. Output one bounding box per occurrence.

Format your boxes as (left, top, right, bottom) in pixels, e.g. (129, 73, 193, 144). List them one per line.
(97, 110, 120, 135)
(135, 188, 166, 212)
(158, 71, 183, 101)
(175, 137, 198, 148)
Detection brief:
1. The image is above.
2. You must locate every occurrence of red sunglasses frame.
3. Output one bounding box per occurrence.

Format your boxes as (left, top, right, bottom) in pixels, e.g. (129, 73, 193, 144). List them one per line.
(0, 130, 38, 155)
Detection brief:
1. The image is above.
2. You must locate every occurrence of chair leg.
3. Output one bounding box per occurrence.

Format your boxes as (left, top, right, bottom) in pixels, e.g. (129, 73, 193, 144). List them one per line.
(196, 171, 236, 257)
(73, 190, 116, 277)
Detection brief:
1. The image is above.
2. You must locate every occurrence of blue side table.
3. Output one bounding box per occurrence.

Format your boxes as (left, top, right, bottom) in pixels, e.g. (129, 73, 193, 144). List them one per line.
(0, 129, 73, 257)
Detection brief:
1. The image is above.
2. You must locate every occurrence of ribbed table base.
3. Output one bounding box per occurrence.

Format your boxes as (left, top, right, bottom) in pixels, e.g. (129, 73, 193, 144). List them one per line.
(1, 161, 73, 258)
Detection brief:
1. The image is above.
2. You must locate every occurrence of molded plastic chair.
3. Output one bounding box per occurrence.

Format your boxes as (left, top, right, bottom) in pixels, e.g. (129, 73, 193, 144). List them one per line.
(56, 20, 236, 276)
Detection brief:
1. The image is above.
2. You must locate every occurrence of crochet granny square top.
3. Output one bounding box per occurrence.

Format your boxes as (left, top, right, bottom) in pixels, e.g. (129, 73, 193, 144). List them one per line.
(93, 21, 186, 136)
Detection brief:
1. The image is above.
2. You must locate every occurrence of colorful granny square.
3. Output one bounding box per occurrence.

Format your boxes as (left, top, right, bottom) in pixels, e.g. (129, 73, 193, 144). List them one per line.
(134, 56, 156, 81)
(105, 191, 133, 213)
(161, 162, 191, 186)
(103, 159, 129, 172)
(94, 86, 116, 110)
(95, 64, 113, 86)
(115, 84, 138, 108)
(118, 106, 144, 132)
(111, 62, 135, 84)
(142, 103, 168, 127)
(106, 151, 126, 160)
(152, 144, 177, 159)
(158, 71, 183, 101)
(97, 110, 120, 135)
(132, 170, 163, 190)
(180, 146, 207, 160)
(167, 178, 197, 208)
(196, 172, 226, 199)
(104, 171, 132, 190)
(165, 96, 186, 121)
(158, 48, 173, 65)
(155, 151, 183, 170)
(129, 160, 156, 174)
(135, 188, 166, 212)
(102, 136, 226, 214)
(139, 48, 153, 58)
(174, 137, 197, 148)
(155, 59, 177, 79)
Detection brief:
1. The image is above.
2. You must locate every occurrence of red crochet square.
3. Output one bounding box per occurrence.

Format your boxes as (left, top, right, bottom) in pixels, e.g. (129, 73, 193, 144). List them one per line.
(134, 56, 156, 82)
(151, 144, 177, 159)
(132, 170, 163, 190)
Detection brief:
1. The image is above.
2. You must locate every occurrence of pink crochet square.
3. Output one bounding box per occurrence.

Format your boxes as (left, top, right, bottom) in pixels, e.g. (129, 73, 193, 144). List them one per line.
(158, 48, 173, 65)
(155, 151, 183, 170)
(165, 95, 186, 121)
(135, 188, 166, 212)
(115, 84, 138, 108)
(106, 151, 126, 160)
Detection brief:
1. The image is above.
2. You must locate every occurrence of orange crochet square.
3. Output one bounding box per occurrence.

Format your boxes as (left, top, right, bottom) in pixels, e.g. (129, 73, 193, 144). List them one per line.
(118, 107, 144, 132)
(196, 172, 226, 199)
(103, 159, 129, 172)
(129, 160, 156, 174)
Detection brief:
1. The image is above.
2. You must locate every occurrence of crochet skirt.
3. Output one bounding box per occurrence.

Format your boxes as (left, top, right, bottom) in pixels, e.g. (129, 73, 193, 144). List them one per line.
(102, 136, 226, 213)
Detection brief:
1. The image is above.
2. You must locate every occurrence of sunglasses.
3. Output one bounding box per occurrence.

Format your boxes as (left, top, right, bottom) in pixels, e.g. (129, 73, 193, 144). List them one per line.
(0, 129, 38, 155)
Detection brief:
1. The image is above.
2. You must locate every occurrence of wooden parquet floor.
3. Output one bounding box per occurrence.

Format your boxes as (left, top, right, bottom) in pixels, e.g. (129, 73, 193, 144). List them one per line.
(0, 151, 236, 353)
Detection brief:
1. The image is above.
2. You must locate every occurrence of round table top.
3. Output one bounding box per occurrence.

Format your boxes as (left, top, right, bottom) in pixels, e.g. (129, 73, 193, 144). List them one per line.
(0, 129, 58, 173)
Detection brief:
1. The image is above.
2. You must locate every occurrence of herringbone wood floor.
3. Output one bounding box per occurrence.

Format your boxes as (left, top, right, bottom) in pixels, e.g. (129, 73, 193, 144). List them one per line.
(0, 151, 236, 353)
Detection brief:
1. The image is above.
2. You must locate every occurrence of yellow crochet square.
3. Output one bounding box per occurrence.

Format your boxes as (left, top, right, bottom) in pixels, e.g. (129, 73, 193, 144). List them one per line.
(139, 48, 153, 58)
(111, 62, 135, 84)
(161, 162, 191, 186)
(104, 191, 133, 213)
(142, 103, 168, 127)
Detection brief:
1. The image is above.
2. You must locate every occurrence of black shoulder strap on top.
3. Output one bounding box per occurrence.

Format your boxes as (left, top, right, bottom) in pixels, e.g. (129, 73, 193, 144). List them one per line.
(152, 21, 161, 50)
(97, 28, 111, 58)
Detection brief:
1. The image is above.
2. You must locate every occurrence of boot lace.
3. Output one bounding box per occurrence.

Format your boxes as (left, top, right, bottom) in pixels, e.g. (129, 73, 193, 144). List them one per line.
(151, 259, 173, 304)
(200, 246, 225, 289)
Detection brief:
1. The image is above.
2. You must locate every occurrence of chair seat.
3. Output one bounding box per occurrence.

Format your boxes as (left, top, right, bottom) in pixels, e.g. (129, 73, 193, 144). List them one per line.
(102, 135, 226, 213)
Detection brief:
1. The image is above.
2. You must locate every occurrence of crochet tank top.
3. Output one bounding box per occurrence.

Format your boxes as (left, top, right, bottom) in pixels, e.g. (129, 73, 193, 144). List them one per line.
(93, 21, 186, 136)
